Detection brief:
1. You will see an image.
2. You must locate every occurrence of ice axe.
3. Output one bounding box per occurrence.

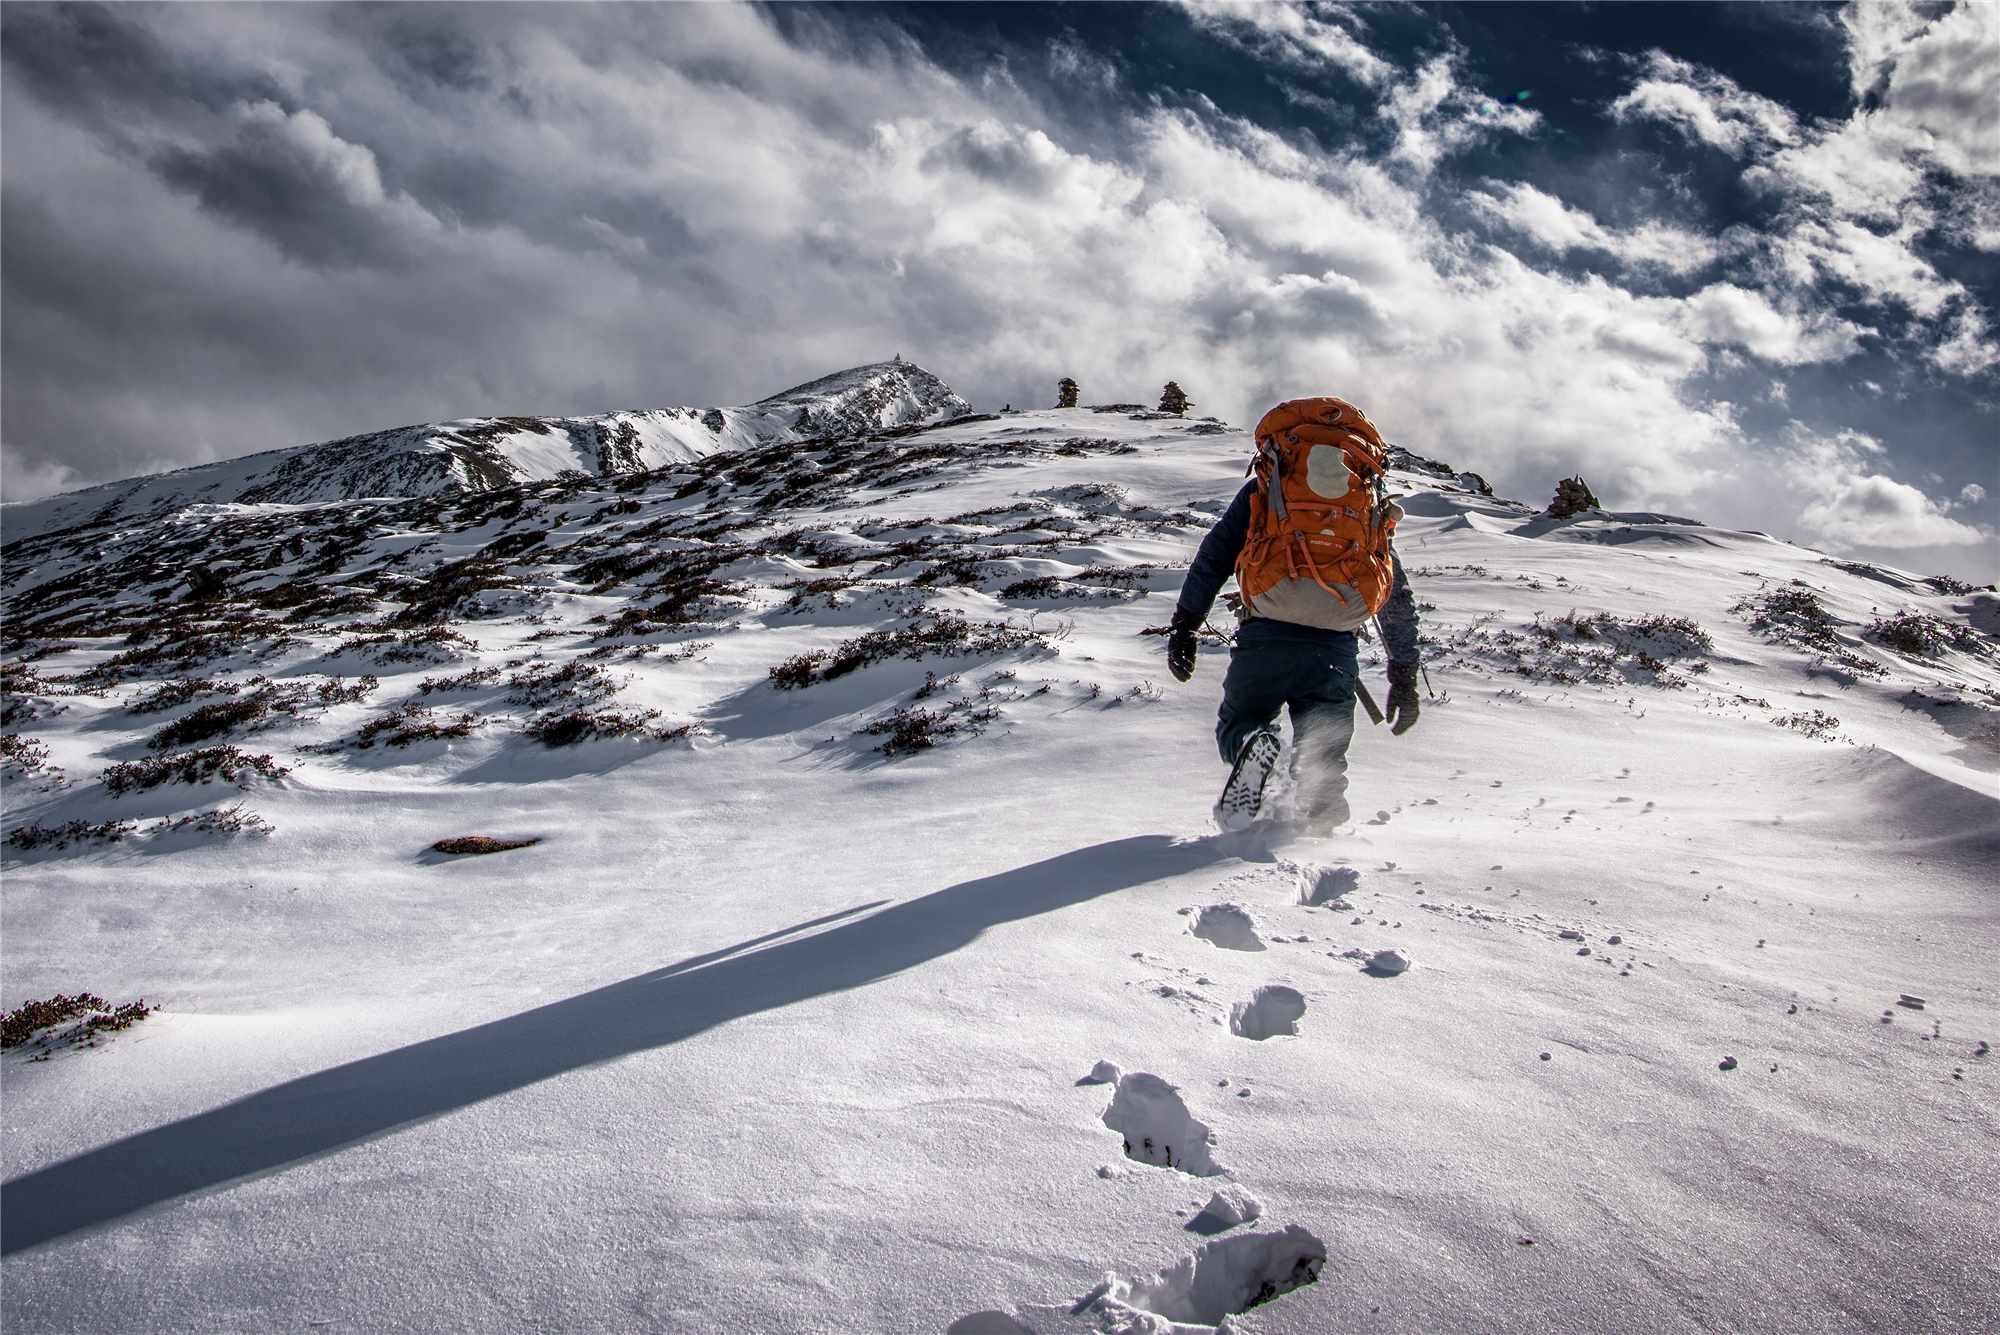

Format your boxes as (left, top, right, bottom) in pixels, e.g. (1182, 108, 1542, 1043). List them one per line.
(1355, 679, 1386, 726)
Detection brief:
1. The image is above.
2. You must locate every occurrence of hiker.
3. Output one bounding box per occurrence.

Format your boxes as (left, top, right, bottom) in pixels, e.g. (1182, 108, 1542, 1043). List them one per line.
(1165, 397, 1422, 830)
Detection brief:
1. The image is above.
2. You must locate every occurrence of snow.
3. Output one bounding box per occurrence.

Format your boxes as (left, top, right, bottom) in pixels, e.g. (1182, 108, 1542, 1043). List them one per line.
(1187, 903, 1266, 952)
(3, 399, 1998, 1332)
(1364, 947, 1413, 977)
(1227, 986, 1306, 1041)
(1194, 1184, 1264, 1230)
(0, 360, 968, 543)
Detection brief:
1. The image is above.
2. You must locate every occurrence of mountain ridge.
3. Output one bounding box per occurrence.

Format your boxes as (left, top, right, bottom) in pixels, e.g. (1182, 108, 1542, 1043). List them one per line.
(0, 358, 972, 545)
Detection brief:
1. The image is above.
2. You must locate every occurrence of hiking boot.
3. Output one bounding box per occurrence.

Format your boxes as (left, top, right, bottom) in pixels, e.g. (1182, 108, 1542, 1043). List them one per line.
(1214, 729, 1281, 831)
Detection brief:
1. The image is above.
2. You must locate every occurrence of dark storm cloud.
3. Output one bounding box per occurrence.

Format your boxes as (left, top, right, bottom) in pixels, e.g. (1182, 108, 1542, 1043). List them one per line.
(150, 102, 441, 270)
(3, 3, 433, 272)
(0, 2, 272, 147)
(373, 13, 493, 94)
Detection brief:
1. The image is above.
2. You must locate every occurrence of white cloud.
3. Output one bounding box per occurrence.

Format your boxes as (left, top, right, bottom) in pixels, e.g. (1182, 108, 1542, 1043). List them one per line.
(1931, 306, 2000, 375)
(1609, 52, 1798, 155)
(1747, 115, 1930, 224)
(1766, 215, 1963, 318)
(1469, 180, 1721, 275)
(1784, 424, 1988, 548)
(1678, 284, 1866, 365)
(1841, 0, 1935, 101)
(0, 450, 84, 506)
(1613, 12, 1999, 383)
(1848, 0, 1999, 179)
(1174, 0, 1392, 88)
(1175, 5, 1538, 177)
(1379, 54, 1539, 176)
(1959, 482, 1987, 506)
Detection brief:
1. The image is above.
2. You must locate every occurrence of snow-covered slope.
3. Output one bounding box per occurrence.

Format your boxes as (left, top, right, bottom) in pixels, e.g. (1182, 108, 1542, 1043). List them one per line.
(2, 404, 1995, 1334)
(0, 358, 971, 542)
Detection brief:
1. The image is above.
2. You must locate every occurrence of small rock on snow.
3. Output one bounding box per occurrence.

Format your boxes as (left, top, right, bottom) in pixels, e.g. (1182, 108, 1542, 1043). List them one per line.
(1366, 948, 1412, 976)
(1718, 1055, 1739, 1071)
(1559, 929, 1585, 941)
(1896, 994, 1926, 1010)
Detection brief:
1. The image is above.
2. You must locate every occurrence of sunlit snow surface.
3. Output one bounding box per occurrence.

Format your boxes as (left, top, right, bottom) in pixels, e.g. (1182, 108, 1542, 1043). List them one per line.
(2, 404, 1996, 1333)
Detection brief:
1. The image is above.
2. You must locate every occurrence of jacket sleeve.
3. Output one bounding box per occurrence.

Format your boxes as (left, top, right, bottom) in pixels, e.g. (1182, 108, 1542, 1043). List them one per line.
(1173, 480, 1255, 627)
(1379, 540, 1422, 667)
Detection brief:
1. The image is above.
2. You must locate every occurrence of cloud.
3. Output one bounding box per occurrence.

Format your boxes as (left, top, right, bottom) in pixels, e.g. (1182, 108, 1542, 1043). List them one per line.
(1378, 54, 1539, 176)
(1785, 424, 1988, 549)
(0, 2, 268, 150)
(1845, 0, 1998, 178)
(0, 451, 83, 507)
(1747, 116, 1929, 225)
(1469, 180, 1721, 275)
(151, 100, 444, 268)
(1763, 215, 1962, 318)
(1609, 13, 1999, 383)
(1959, 482, 1986, 506)
(1677, 284, 1865, 365)
(1841, 0, 1935, 102)
(1930, 306, 2000, 376)
(1609, 52, 1798, 155)
(0, 0, 1988, 581)
(1173, 0, 1391, 89)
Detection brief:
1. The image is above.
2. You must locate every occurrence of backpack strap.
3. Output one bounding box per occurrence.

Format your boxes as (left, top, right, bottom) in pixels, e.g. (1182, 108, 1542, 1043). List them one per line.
(1291, 532, 1355, 607)
(1259, 437, 1289, 522)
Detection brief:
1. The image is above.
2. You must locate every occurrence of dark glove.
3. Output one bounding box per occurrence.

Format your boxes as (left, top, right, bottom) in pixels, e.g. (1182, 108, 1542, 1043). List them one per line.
(1166, 611, 1199, 683)
(1385, 662, 1420, 735)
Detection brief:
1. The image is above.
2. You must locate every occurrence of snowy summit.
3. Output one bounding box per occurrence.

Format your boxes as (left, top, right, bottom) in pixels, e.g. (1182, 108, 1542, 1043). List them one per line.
(0, 359, 970, 541)
(2, 367, 1995, 1332)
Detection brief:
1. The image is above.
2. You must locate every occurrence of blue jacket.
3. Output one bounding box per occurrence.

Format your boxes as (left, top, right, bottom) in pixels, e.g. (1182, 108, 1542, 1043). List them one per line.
(1174, 480, 1421, 667)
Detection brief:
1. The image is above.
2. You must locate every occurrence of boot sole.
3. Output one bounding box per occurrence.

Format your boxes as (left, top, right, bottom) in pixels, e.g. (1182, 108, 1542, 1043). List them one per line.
(1214, 731, 1281, 831)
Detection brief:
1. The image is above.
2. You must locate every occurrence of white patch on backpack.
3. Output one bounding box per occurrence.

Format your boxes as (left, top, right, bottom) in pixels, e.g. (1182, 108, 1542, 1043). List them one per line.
(1304, 444, 1355, 499)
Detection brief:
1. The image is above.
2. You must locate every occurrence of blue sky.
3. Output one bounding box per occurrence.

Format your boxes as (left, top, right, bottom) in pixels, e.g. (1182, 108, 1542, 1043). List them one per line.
(3, 1, 1995, 578)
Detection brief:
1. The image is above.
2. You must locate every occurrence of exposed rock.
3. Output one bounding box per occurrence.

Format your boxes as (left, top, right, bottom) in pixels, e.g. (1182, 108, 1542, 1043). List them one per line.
(1548, 475, 1600, 518)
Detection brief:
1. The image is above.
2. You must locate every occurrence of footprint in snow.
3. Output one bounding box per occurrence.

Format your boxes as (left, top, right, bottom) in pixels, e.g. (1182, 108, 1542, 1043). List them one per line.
(958, 1223, 1328, 1333)
(1101, 1071, 1226, 1176)
(1188, 903, 1265, 951)
(1230, 985, 1307, 1040)
(1295, 863, 1359, 908)
(1070, 1225, 1327, 1327)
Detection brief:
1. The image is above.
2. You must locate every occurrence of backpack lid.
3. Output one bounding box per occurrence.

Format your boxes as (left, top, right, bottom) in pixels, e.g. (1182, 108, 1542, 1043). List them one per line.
(1253, 397, 1386, 455)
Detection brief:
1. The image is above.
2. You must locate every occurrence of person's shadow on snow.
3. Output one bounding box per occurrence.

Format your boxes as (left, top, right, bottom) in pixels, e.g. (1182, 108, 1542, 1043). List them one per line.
(2, 833, 1229, 1254)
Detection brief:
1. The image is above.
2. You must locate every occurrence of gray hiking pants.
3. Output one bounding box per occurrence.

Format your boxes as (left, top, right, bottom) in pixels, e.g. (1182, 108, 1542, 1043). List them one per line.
(1215, 622, 1359, 818)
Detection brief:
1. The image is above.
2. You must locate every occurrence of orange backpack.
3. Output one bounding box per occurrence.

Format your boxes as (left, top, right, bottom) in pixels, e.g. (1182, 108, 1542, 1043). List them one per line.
(1234, 397, 1403, 632)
